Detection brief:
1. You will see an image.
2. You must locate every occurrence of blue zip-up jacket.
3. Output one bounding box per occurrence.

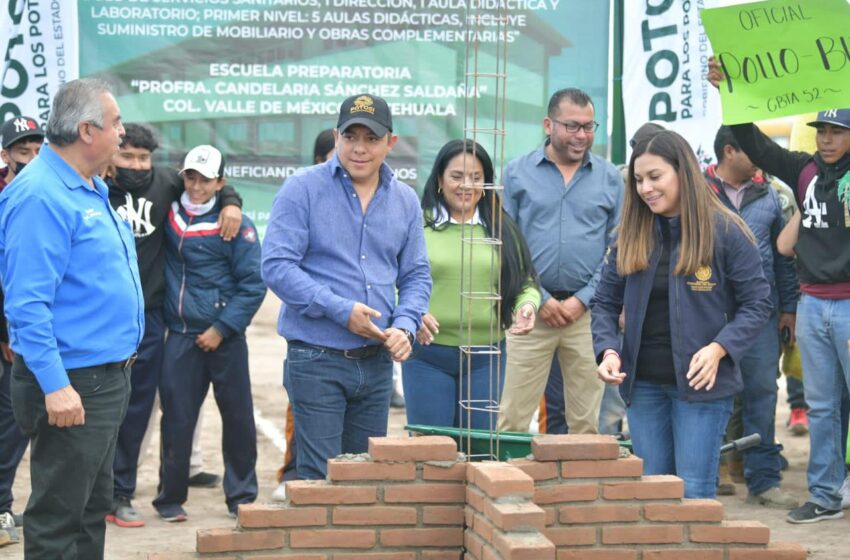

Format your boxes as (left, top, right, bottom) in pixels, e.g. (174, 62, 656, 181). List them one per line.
(590, 214, 772, 404)
(705, 166, 798, 314)
(164, 199, 265, 337)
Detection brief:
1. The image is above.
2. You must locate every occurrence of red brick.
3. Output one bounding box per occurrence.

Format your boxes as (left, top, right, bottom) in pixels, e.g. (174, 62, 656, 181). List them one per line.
(561, 456, 643, 479)
(689, 520, 770, 544)
(380, 527, 464, 547)
(543, 506, 556, 526)
(423, 506, 465, 525)
(149, 555, 230, 560)
(643, 551, 723, 560)
(196, 528, 285, 553)
(289, 529, 375, 548)
(643, 500, 724, 522)
(385, 483, 465, 503)
(469, 463, 534, 498)
(332, 506, 417, 525)
(507, 458, 559, 481)
(286, 480, 376, 505)
(466, 486, 486, 512)
(465, 530, 486, 558)
(473, 512, 496, 542)
(601, 524, 683, 544)
(728, 542, 807, 560)
(251, 555, 328, 560)
(369, 436, 457, 462)
(532, 434, 620, 461)
(423, 462, 467, 480)
(237, 504, 327, 528)
(335, 554, 416, 560)
(465, 505, 474, 528)
(543, 526, 597, 546)
(421, 552, 463, 560)
(493, 532, 556, 560)
(327, 460, 416, 481)
(534, 483, 598, 504)
(484, 501, 546, 531)
(557, 551, 636, 560)
(559, 504, 640, 524)
(602, 475, 684, 500)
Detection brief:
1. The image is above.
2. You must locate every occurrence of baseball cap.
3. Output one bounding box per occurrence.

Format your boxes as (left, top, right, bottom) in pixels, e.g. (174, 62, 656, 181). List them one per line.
(179, 145, 224, 179)
(807, 108, 850, 130)
(1, 116, 44, 149)
(337, 94, 393, 137)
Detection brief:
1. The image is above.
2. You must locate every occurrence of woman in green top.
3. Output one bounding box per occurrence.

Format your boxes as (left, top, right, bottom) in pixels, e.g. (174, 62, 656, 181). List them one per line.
(404, 139, 540, 430)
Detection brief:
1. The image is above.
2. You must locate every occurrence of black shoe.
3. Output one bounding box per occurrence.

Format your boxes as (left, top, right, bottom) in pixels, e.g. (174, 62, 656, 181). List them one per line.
(188, 472, 221, 488)
(787, 501, 844, 524)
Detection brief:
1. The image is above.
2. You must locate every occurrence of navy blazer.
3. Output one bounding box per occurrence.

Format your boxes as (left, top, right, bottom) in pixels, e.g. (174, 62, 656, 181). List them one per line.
(590, 214, 772, 404)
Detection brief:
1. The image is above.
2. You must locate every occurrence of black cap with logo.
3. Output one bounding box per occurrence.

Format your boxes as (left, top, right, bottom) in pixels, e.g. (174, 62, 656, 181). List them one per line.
(1, 116, 44, 149)
(807, 108, 850, 131)
(337, 94, 393, 137)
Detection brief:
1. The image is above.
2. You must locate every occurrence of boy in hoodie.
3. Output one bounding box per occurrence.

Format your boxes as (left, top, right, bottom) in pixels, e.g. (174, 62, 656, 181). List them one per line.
(153, 145, 265, 521)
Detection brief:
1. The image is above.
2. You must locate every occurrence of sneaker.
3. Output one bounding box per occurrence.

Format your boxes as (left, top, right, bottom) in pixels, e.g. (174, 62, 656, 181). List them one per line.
(105, 496, 145, 528)
(717, 462, 737, 496)
(788, 407, 809, 436)
(787, 501, 844, 524)
(188, 472, 221, 488)
(0, 512, 19, 543)
(0, 511, 21, 528)
(746, 486, 800, 509)
(271, 480, 287, 502)
(839, 475, 850, 509)
(156, 505, 188, 523)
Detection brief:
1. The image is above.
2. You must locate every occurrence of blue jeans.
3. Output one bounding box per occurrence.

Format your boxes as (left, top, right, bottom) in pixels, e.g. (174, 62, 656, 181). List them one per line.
(627, 380, 733, 499)
(796, 293, 850, 510)
(284, 343, 393, 480)
(739, 313, 782, 495)
(403, 341, 505, 431)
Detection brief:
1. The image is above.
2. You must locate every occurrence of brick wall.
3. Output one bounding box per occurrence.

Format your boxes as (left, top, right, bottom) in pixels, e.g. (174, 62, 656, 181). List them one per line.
(150, 434, 807, 560)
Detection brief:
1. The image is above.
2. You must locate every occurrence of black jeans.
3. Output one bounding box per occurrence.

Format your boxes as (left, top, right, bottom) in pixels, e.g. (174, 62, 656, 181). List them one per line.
(0, 357, 29, 514)
(11, 357, 130, 560)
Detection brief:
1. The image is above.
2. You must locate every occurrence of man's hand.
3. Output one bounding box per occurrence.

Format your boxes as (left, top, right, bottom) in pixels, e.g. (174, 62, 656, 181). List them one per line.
(218, 205, 242, 241)
(383, 327, 412, 362)
(779, 313, 796, 346)
(707, 56, 724, 89)
(561, 296, 587, 324)
(686, 342, 727, 391)
(539, 298, 569, 328)
(417, 312, 440, 345)
(347, 303, 388, 341)
(508, 303, 536, 336)
(196, 327, 224, 352)
(0, 341, 14, 363)
(45, 385, 85, 428)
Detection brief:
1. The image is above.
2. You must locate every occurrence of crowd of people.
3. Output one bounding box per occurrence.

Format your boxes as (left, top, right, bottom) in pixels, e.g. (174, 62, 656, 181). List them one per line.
(0, 64, 847, 557)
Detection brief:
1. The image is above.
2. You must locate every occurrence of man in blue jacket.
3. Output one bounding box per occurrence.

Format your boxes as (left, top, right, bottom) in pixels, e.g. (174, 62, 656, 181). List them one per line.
(153, 145, 265, 522)
(705, 126, 799, 509)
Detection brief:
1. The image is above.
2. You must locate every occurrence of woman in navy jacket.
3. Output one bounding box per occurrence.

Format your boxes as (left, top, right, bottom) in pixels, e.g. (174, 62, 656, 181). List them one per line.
(590, 130, 772, 499)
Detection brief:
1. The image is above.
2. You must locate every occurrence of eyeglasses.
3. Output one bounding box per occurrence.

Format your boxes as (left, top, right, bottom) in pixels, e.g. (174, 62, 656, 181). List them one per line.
(551, 118, 599, 133)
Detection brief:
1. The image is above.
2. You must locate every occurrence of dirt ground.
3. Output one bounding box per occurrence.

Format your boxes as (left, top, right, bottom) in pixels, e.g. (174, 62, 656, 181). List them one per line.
(1, 293, 846, 559)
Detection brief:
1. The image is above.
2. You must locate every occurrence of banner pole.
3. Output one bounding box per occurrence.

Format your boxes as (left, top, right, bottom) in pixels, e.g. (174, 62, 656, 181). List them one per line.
(610, 0, 626, 166)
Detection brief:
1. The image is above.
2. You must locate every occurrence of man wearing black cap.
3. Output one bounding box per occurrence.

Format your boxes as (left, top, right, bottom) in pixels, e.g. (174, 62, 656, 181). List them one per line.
(709, 61, 850, 523)
(262, 94, 431, 480)
(0, 115, 44, 534)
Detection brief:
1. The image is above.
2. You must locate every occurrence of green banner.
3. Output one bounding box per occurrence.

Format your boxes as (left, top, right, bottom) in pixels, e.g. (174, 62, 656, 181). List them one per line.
(701, 0, 850, 125)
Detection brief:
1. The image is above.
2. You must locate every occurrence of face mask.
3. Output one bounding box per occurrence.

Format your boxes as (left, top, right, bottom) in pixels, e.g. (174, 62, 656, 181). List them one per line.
(115, 167, 153, 191)
(12, 160, 27, 175)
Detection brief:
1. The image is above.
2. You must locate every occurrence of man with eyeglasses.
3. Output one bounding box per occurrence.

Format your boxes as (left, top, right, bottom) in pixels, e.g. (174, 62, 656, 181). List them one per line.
(498, 87, 623, 435)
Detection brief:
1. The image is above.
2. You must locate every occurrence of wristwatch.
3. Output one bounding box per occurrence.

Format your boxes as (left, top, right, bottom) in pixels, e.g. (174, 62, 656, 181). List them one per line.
(399, 329, 414, 346)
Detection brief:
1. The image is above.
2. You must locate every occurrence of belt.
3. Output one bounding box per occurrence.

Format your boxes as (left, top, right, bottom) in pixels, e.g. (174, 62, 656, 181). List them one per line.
(549, 290, 575, 301)
(102, 353, 138, 370)
(289, 341, 383, 360)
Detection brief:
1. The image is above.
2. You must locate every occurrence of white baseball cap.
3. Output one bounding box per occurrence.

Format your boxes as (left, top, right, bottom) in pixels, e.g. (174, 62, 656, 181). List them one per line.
(179, 145, 224, 179)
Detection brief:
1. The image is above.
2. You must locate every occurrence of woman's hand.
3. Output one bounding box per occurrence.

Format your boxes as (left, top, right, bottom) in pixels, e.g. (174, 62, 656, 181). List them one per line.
(597, 351, 626, 385)
(508, 303, 536, 336)
(687, 342, 727, 390)
(707, 56, 724, 89)
(416, 312, 440, 345)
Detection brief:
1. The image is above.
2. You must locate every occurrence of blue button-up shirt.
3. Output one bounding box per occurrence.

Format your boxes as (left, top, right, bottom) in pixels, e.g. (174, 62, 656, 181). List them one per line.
(0, 144, 145, 393)
(261, 155, 431, 350)
(503, 144, 623, 307)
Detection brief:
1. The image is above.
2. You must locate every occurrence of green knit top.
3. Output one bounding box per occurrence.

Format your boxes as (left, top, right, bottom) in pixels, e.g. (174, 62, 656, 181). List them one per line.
(423, 222, 540, 347)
